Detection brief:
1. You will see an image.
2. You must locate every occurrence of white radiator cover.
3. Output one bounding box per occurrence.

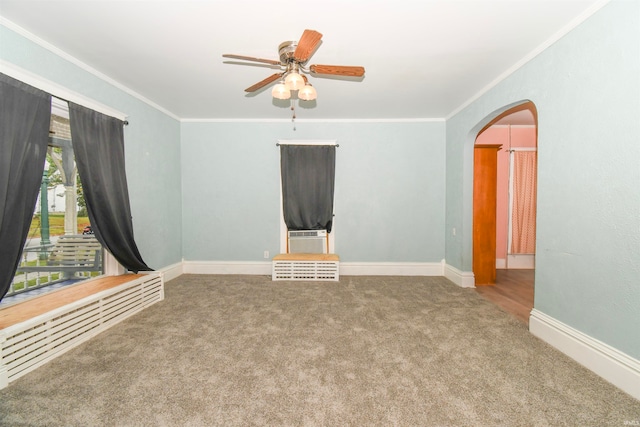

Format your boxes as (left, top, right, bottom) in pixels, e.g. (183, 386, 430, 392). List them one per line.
(272, 259, 339, 281)
(0, 273, 164, 389)
(288, 230, 327, 254)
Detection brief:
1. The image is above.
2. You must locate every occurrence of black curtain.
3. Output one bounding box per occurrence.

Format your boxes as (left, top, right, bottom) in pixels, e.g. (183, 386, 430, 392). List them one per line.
(0, 74, 51, 301)
(69, 102, 151, 273)
(280, 144, 336, 232)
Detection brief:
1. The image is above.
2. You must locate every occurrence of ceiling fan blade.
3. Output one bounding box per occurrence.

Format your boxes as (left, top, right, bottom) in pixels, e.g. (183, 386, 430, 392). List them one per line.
(309, 64, 365, 77)
(223, 61, 281, 70)
(293, 29, 323, 62)
(223, 54, 281, 66)
(244, 73, 283, 92)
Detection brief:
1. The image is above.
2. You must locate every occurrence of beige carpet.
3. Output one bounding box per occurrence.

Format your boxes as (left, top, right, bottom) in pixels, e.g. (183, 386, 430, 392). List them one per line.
(1, 274, 638, 426)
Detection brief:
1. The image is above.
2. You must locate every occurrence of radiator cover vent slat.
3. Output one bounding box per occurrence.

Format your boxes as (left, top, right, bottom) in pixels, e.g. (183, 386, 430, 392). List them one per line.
(272, 258, 339, 281)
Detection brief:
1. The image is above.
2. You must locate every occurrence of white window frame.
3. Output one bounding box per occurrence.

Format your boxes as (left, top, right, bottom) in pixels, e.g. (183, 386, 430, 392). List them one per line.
(1, 60, 127, 121)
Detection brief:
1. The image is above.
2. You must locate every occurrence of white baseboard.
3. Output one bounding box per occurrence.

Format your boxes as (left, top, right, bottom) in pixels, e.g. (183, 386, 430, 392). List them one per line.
(158, 262, 183, 282)
(340, 261, 444, 276)
(507, 254, 535, 269)
(444, 263, 475, 288)
(179, 260, 446, 277)
(529, 309, 640, 400)
(183, 261, 272, 275)
(496, 255, 535, 269)
(173, 260, 476, 287)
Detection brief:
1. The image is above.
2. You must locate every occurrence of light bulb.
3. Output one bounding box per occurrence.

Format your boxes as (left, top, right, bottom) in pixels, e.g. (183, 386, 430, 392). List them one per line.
(271, 82, 291, 100)
(284, 72, 305, 91)
(298, 84, 317, 101)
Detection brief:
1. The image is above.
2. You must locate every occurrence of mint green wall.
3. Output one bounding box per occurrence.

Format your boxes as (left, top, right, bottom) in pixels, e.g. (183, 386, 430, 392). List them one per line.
(181, 121, 446, 262)
(0, 24, 183, 270)
(445, 0, 640, 358)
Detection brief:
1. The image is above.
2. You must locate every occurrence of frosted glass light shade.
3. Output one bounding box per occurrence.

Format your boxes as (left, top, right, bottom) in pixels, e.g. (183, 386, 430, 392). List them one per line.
(298, 84, 317, 101)
(272, 82, 291, 100)
(284, 72, 305, 91)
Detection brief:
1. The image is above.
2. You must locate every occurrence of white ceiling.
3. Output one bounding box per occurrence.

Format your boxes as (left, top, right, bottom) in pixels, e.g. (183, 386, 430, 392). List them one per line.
(0, 0, 604, 122)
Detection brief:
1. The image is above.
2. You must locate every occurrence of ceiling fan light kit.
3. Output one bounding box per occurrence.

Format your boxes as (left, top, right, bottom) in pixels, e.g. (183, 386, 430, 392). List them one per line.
(298, 83, 317, 101)
(272, 81, 291, 100)
(284, 71, 305, 91)
(223, 29, 364, 112)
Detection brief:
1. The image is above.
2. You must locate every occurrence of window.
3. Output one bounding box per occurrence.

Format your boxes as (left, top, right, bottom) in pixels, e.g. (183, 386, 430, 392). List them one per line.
(6, 99, 105, 300)
(278, 140, 337, 254)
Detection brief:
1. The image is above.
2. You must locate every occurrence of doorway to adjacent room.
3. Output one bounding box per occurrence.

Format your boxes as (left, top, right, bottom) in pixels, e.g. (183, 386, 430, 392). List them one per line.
(472, 101, 537, 324)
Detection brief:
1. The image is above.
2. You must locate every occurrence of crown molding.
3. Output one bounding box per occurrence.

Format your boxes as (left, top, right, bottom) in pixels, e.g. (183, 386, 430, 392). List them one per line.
(180, 117, 445, 123)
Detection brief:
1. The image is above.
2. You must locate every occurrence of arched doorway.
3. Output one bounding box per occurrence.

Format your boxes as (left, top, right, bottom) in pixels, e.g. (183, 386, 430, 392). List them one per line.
(473, 101, 538, 324)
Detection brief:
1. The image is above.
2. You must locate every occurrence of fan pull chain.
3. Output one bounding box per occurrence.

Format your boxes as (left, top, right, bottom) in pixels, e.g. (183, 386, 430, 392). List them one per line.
(291, 99, 296, 131)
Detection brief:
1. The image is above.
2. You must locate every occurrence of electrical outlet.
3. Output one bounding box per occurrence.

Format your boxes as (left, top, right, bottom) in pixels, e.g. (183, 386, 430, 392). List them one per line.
(452, 227, 456, 236)
(264, 250, 269, 259)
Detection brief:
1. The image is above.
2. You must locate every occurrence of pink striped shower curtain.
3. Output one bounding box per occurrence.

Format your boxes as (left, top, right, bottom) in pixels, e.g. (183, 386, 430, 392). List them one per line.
(511, 151, 537, 254)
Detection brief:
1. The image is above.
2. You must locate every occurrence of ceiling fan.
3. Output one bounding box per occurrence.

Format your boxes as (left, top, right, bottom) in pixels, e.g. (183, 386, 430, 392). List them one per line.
(222, 29, 365, 101)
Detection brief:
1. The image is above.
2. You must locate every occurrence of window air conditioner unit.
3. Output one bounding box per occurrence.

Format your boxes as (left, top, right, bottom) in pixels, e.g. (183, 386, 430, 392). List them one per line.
(288, 230, 328, 254)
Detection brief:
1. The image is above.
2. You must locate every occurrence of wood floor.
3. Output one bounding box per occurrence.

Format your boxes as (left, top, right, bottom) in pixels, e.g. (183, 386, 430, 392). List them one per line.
(475, 269, 534, 325)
